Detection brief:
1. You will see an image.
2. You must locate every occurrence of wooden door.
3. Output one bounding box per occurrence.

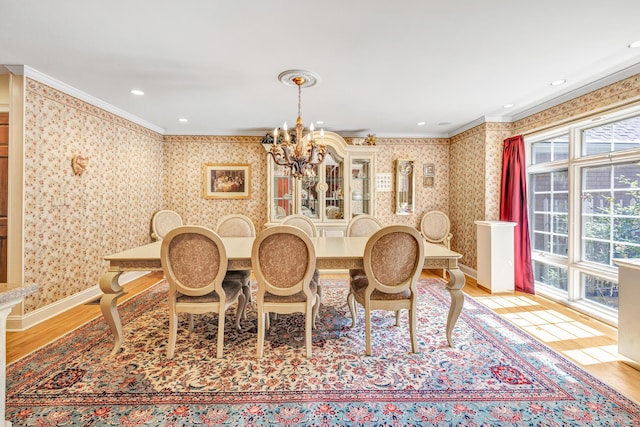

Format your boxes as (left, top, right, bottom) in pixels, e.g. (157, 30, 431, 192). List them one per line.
(0, 112, 8, 282)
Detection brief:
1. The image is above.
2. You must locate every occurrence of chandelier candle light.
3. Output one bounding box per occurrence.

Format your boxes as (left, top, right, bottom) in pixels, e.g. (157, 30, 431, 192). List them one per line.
(268, 70, 327, 178)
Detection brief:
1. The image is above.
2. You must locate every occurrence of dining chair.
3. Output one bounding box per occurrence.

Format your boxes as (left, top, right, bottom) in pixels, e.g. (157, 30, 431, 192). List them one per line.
(347, 225, 425, 356)
(281, 214, 318, 237)
(281, 214, 321, 319)
(346, 214, 383, 281)
(420, 210, 453, 278)
(161, 225, 246, 359)
(252, 225, 320, 358)
(216, 214, 256, 315)
(151, 209, 184, 241)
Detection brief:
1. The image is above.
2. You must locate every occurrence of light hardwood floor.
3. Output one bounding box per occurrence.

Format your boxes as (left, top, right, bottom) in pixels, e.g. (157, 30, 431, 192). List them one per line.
(6, 270, 640, 404)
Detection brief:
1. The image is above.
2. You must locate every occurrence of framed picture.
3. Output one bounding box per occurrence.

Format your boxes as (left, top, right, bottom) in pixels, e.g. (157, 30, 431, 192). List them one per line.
(203, 163, 250, 199)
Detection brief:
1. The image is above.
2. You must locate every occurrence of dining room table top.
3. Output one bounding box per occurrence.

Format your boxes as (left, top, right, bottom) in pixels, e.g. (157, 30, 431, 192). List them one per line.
(104, 236, 463, 264)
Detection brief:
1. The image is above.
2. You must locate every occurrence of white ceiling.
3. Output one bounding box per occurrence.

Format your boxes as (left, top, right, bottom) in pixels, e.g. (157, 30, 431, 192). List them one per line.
(1, 0, 640, 137)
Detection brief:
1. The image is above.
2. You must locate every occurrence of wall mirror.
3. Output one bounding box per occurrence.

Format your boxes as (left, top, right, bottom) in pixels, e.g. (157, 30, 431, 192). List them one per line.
(395, 159, 415, 215)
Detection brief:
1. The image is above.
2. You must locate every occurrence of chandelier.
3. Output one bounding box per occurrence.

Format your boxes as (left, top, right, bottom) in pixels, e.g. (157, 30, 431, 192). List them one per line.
(267, 70, 327, 178)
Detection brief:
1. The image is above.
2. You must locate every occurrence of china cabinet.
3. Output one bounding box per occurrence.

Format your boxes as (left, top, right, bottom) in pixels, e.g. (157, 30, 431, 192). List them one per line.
(264, 131, 378, 236)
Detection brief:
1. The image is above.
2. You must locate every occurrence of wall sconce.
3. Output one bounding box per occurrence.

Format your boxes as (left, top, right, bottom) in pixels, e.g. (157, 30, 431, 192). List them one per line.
(71, 154, 89, 176)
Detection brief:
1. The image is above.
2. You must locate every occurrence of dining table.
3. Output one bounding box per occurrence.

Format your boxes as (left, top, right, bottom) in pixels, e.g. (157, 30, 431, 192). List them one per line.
(100, 236, 466, 355)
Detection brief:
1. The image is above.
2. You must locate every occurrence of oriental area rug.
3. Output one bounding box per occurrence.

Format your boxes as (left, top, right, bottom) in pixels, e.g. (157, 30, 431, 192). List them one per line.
(6, 278, 640, 426)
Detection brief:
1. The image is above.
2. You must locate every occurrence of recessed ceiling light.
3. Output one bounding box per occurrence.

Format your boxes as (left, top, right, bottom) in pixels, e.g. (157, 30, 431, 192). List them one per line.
(438, 122, 451, 126)
(130, 89, 144, 96)
(503, 103, 515, 109)
(316, 120, 324, 125)
(178, 118, 188, 123)
(550, 79, 566, 86)
(629, 40, 640, 48)
(417, 121, 426, 126)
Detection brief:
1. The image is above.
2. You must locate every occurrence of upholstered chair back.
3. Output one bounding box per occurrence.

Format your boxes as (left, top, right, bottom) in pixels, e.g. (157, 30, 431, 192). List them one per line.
(281, 214, 318, 237)
(161, 226, 227, 297)
(253, 225, 315, 296)
(217, 214, 256, 238)
(151, 209, 184, 241)
(420, 210, 451, 245)
(366, 228, 424, 293)
(347, 214, 383, 237)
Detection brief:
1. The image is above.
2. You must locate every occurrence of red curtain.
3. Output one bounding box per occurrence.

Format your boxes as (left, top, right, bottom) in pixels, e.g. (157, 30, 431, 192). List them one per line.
(500, 135, 535, 294)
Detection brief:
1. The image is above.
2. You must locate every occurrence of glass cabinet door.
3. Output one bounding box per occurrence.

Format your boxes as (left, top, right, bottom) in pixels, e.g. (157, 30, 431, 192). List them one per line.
(324, 150, 344, 220)
(265, 131, 376, 227)
(272, 165, 293, 219)
(301, 167, 319, 219)
(350, 158, 371, 216)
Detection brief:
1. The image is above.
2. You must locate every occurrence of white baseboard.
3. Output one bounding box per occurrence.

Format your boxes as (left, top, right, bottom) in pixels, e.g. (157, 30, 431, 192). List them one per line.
(6, 271, 150, 331)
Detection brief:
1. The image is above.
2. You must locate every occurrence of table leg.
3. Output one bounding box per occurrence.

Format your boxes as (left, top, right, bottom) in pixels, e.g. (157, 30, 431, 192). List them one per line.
(445, 268, 465, 347)
(99, 271, 124, 355)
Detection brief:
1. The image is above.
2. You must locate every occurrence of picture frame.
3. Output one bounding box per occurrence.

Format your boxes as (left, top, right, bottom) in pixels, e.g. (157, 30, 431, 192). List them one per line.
(203, 163, 250, 199)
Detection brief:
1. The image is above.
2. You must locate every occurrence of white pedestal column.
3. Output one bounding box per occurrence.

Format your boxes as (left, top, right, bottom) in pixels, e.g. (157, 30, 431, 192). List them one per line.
(614, 259, 640, 371)
(475, 221, 517, 294)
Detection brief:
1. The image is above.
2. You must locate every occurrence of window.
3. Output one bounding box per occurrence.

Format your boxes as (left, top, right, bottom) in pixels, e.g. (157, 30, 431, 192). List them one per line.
(527, 108, 640, 325)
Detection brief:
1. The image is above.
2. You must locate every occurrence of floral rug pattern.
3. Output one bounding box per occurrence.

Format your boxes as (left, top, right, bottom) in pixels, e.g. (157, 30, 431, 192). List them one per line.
(7, 278, 640, 426)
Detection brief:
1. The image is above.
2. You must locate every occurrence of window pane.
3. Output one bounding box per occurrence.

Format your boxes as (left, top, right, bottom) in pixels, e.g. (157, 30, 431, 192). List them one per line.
(582, 115, 640, 156)
(532, 142, 551, 163)
(533, 232, 550, 252)
(533, 213, 550, 232)
(532, 173, 551, 191)
(552, 235, 568, 256)
(614, 163, 640, 189)
(534, 193, 550, 211)
(582, 161, 640, 267)
(553, 214, 568, 234)
(614, 243, 640, 259)
(582, 273, 618, 310)
(553, 171, 568, 191)
(582, 191, 611, 214)
(553, 193, 568, 213)
(533, 261, 568, 292)
(532, 134, 568, 164)
(613, 217, 640, 243)
(583, 165, 611, 190)
(583, 239, 611, 264)
(530, 170, 569, 257)
(583, 215, 610, 239)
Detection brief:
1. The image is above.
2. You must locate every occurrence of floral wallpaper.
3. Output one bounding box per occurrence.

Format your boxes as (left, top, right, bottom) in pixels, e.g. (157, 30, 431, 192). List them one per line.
(162, 136, 268, 232)
(14, 72, 640, 318)
(22, 79, 164, 312)
(161, 136, 451, 235)
(513, 74, 640, 135)
(449, 73, 640, 272)
(371, 138, 450, 228)
(449, 125, 486, 269)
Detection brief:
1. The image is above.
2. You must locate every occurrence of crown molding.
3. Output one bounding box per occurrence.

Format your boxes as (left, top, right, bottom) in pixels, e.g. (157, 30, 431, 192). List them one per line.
(22, 65, 165, 134)
(448, 62, 640, 138)
(510, 61, 640, 122)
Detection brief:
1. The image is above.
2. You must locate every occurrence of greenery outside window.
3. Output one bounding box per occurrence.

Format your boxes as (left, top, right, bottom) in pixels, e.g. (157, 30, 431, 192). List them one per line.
(527, 108, 640, 325)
